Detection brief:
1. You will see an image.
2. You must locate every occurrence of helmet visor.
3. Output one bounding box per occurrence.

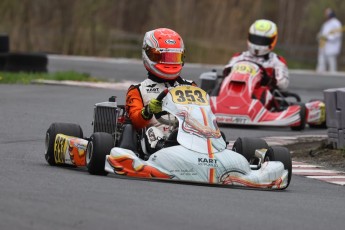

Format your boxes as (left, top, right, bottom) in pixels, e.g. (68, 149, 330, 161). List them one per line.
(248, 34, 275, 46)
(145, 46, 184, 64)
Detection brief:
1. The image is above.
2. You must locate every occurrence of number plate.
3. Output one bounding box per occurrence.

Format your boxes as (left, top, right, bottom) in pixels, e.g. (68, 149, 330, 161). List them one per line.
(170, 86, 209, 106)
(232, 62, 259, 76)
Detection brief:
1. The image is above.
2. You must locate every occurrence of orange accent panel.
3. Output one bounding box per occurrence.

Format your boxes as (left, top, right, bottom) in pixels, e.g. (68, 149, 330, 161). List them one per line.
(68, 139, 86, 166)
(222, 176, 283, 189)
(200, 107, 216, 183)
(107, 156, 171, 179)
(209, 168, 215, 183)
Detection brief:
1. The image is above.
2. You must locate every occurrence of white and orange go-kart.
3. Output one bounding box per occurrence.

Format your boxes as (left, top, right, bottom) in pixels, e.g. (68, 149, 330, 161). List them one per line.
(45, 85, 292, 190)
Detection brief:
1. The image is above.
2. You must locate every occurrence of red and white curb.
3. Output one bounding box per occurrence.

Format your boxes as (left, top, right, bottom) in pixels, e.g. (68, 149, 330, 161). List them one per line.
(292, 161, 345, 186)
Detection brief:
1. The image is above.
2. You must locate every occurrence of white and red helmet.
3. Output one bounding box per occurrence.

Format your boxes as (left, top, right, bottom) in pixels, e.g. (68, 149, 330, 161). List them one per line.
(142, 28, 185, 80)
(248, 19, 278, 56)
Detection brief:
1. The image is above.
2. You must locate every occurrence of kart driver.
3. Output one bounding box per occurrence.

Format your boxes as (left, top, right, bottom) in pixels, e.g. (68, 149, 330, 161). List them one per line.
(221, 19, 289, 108)
(125, 28, 196, 152)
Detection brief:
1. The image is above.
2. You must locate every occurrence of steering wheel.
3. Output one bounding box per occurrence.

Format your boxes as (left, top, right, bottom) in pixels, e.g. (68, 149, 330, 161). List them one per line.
(154, 89, 178, 126)
(233, 60, 271, 86)
(252, 61, 272, 86)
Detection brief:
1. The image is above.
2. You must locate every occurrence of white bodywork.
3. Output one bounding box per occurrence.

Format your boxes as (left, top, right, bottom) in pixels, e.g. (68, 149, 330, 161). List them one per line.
(104, 86, 289, 189)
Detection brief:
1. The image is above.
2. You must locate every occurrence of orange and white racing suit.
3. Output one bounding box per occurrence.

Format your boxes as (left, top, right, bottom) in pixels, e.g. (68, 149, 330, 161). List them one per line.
(126, 74, 196, 135)
(224, 51, 289, 90)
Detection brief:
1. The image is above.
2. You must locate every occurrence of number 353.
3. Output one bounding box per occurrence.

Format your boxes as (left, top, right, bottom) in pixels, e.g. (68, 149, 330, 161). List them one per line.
(170, 86, 208, 106)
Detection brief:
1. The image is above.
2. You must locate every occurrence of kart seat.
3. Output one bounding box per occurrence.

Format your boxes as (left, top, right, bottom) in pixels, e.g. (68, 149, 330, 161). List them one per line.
(118, 124, 138, 153)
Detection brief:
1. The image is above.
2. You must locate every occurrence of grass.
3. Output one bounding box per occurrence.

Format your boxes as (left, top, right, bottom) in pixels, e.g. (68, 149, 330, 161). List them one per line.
(0, 71, 100, 84)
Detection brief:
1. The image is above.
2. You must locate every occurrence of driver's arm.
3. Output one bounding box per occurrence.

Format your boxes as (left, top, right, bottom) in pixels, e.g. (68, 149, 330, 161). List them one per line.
(274, 56, 289, 91)
(126, 86, 150, 130)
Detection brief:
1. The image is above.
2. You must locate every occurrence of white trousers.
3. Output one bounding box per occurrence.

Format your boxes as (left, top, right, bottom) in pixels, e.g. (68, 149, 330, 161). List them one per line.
(316, 49, 338, 72)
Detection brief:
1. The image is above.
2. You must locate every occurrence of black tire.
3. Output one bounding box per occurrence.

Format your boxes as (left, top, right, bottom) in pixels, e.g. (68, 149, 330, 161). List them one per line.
(0, 34, 10, 53)
(5, 52, 48, 72)
(291, 103, 306, 131)
(86, 132, 114, 176)
(45, 123, 83, 166)
(264, 146, 292, 189)
(0, 53, 8, 71)
(232, 137, 268, 162)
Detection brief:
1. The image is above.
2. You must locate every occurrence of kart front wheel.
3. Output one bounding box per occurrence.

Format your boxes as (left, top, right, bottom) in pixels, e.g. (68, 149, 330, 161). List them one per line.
(86, 132, 114, 176)
(232, 137, 268, 162)
(264, 146, 292, 188)
(45, 123, 83, 166)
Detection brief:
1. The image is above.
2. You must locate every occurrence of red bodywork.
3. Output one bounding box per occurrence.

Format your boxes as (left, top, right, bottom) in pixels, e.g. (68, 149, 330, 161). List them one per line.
(210, 61, 302, 127)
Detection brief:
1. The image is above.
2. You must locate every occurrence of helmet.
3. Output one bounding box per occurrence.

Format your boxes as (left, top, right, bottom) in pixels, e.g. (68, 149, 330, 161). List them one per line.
(247, 19, 278, 56)
(142, 28, 185, 80)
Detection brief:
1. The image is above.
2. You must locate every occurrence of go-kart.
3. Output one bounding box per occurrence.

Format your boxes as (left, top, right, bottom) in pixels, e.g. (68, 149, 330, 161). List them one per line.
(45, 85, 292, 190)
(199, 61, 326, 130)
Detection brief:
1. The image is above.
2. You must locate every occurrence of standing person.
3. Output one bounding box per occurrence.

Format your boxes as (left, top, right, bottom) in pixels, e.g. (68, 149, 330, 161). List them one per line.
(316, 8, 343, 73)
(125, 28, 196, 154)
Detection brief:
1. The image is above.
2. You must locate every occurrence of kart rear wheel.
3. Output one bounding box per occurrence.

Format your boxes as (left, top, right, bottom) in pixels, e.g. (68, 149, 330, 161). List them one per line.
(264, 146, 292, 189)
(291, 103, 306, 131)
(45, 123, 83, 166)
(86, 132, 114, 176)
(232, 137, 268, 162)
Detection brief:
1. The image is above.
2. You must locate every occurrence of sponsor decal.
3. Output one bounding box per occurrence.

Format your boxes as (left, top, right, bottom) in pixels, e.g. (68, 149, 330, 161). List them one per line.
(147, 83, 157, 88)
(146, 84, 159, 93)
(219, 170, 283, 188)
(178, 108, 221, 139)
(219, 170, 246, 184)
(170, 168, 197, 176)
(165, 39, 176, 45)
(54, 135, 87, 166)
(308, 110, 321, 120)
(147, 128, 158, 142)
(198, 158, 218, 167)
(216, 116, 249, 124)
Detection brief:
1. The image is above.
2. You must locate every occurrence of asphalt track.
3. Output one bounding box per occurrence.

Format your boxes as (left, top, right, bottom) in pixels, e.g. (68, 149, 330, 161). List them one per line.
(0, 56, 345, 230)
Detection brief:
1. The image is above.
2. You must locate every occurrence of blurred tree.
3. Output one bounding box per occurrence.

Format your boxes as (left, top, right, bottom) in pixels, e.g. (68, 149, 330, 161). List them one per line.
(0, 0, 344, 68)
